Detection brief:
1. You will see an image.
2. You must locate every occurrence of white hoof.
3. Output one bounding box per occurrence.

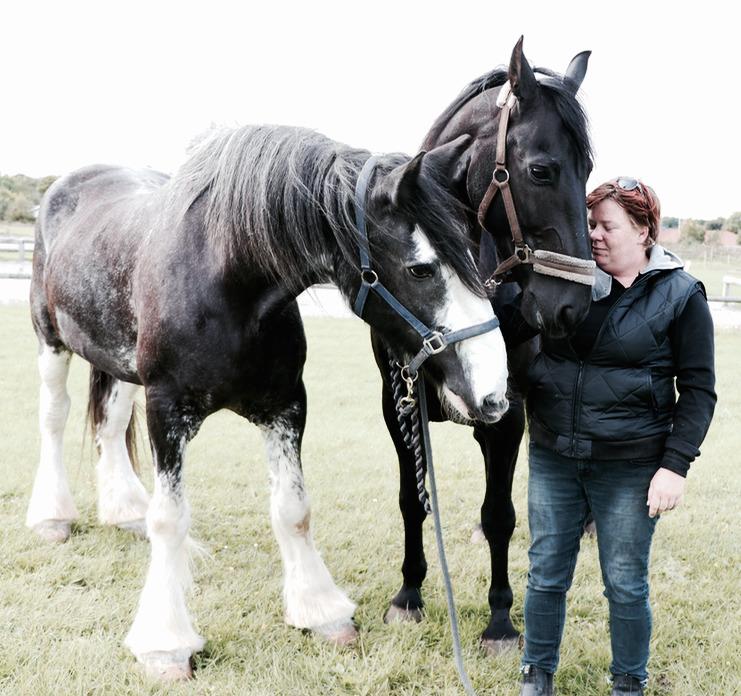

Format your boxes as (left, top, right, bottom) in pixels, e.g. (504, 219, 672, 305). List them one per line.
(138, 650, 193, 681)
(313, 619, 358, 646)
(116, 519, 148, 538)
(33, 520, 72, 543)
(470, 523, 486, 544)
(480, 635, 521, 657)
(384, 604, 424, 624)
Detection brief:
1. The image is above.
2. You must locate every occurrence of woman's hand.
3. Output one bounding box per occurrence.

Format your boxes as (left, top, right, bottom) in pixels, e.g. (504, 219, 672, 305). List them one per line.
(647, 467, 686, 518)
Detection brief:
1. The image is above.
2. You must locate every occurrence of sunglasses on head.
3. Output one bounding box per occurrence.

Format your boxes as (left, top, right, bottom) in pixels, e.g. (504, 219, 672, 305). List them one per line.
(616, 176, 643, 193)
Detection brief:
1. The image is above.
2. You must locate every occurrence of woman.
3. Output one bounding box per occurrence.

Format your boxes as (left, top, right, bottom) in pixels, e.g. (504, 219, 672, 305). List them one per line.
(519, 178, 716, 696)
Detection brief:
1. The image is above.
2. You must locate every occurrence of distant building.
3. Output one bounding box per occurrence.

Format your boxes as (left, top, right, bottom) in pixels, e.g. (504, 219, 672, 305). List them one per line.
(658, 226, 738, 247)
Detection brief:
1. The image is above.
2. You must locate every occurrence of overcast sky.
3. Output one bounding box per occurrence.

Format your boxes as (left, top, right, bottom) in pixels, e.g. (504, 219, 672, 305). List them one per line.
(2, 1, 738, 220)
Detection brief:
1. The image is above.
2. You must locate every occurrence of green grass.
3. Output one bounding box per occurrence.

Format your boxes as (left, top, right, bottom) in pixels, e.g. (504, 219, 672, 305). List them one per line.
(0, 306, 739, 695)
(681, 257, 741, 298)
(0, 222, 34, 237)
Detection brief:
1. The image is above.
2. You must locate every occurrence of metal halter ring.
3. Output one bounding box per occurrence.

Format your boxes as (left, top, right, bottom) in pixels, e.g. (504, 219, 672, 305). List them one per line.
(493, 167, 510, 184)
(515, 245, 533, 262)
(423, 332, 447, 355)
(361, 269, 379, 285)
(399, 364, 418, 384)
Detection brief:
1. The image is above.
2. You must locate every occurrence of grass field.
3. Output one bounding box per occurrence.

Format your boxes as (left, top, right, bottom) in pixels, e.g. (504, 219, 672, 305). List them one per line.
(0, 305, 739, 695)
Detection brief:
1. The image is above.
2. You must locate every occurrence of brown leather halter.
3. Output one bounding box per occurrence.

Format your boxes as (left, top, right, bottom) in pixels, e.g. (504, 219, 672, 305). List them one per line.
(476, 82, 596, 291)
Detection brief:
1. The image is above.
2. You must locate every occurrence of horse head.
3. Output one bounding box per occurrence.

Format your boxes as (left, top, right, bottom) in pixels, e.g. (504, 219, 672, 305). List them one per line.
(346, 137, 509, 424)
(425, 37, 595, 339)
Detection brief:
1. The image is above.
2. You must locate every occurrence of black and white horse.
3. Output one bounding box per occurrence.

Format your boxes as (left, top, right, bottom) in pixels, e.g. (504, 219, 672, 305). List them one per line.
(26, 125, 509, 678)
(373, 40, 595, 652)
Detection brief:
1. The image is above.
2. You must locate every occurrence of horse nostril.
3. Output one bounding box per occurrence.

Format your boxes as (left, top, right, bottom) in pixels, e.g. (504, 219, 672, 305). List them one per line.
(559, 304, 579, 330)
(483, 394, 508, 414)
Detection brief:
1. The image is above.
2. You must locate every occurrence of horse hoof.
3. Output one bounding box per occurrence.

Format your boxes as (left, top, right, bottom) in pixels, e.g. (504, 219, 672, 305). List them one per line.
(470, 523, 486, 544)
(384, 604, 424, 624)
(139, 651, 193, 681)
(480, 635, 521, 657)
(313, 620, 358, 646)
(33, 520, 72, 543)
(117, 519, 148, 539)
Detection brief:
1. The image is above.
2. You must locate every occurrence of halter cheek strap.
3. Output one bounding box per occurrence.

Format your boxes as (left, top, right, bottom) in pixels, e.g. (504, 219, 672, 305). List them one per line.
(477, 81, 596, 290)
(352, 155, 499, 379)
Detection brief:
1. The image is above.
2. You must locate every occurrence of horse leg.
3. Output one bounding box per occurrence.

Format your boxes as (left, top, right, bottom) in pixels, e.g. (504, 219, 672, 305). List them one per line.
(91, 371, 149, 536)
(26, 344, 77, 543)
(473, 398, 524, 655)
(381, 378, 428, 623)
(124, 389, 204, 680)
(260, 388, 357, 645)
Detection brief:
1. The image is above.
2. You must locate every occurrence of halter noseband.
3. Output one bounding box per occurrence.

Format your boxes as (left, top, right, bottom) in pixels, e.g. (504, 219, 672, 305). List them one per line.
(352, 155, 499, 383)
(476, 81, 596, 290)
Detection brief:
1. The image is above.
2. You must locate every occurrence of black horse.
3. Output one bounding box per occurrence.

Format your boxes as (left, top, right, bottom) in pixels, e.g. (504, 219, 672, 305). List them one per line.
(26, 125, 510, 679)
(373, 39, 595, 653)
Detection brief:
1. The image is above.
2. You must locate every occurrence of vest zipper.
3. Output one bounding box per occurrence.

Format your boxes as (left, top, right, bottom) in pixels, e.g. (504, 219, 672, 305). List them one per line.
(570, 273, 652, 453)
(648, 371, 659, 415)
(570, 360, 584, 456)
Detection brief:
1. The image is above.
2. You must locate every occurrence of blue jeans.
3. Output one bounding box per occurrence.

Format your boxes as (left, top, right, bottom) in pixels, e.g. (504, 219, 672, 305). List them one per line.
(522, 442, 659, 683)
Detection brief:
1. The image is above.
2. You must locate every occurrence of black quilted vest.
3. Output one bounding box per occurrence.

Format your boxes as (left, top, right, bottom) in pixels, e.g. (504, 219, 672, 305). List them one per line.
(527, 268, 701, 460)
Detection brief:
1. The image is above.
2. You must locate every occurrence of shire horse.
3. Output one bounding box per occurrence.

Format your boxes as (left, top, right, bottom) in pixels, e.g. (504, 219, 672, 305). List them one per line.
(26, 125, 509, 678)
(373, 39, 595, 653)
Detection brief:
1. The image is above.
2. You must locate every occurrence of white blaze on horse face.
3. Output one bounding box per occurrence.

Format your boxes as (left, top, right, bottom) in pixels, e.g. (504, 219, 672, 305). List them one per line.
(261, 418, 356, 630)
(412, 228, 508, 419)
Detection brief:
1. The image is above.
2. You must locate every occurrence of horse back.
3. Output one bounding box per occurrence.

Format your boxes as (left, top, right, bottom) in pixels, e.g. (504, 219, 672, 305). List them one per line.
(32, 165, 169, 381)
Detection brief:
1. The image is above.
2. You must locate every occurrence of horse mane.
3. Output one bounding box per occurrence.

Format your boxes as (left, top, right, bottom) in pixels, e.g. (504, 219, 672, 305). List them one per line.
(423, 65, 593, 172)
(169, 125, 481, 294)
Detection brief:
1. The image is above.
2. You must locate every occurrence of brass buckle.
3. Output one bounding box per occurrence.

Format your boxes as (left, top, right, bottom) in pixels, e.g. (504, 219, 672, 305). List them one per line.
(397, 363, 418, 410)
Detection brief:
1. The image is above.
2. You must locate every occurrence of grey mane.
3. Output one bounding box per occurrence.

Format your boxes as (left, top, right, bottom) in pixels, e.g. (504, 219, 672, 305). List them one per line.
(168, 124, 481, 293)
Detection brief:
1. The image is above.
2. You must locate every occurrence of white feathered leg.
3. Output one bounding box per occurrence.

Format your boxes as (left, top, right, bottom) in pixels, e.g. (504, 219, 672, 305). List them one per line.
(95, 380, 149, 535)
(262, 415, 357, 644)
(125, 470, 204, 680)
(26, 345, 77, 542)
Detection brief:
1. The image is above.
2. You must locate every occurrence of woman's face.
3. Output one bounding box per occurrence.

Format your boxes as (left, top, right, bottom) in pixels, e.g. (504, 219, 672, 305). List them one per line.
(588, 198, 649, 278)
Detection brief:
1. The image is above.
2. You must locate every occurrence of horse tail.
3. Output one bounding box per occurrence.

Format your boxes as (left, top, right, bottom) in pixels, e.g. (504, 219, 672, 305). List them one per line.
(87, 367, 141, 475)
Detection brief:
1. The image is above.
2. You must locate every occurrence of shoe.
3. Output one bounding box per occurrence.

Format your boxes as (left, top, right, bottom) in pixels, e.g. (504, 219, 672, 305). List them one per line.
(611, 674, 644, 695)
(520, 664, 554, 695)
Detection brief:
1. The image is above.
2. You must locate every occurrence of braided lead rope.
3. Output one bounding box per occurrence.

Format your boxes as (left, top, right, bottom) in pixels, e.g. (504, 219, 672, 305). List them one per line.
(389, 358, 431, 514)
(409, 405, 432, 516)
(389, 357, 413, 450)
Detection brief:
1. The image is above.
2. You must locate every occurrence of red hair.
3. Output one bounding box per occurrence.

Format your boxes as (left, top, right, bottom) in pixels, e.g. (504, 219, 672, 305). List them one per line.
(587, 178, 661, 245)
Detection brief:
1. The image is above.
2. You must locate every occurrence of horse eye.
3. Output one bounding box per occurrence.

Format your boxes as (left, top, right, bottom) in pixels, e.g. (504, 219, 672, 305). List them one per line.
(529, 165, 552, 183)
(407, 264, 434, 279)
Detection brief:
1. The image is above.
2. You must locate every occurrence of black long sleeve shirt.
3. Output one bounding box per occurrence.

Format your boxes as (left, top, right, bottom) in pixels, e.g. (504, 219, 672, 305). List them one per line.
(499, 280, 716, 476)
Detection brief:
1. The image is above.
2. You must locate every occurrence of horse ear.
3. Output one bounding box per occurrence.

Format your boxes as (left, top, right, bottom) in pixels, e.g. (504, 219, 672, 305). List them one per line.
(386, 150, 426, 207)
(385, 134, 472, 206)
(564, 50, 591, 94)
(509, 35, 537, 101)
(423, 134, 472, 190)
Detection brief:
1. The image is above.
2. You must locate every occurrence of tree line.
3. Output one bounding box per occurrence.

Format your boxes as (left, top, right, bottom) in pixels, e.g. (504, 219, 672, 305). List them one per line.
(663, 214, 741, 244)
(0, 174, 57, 223)
(1, 173, 740, 244)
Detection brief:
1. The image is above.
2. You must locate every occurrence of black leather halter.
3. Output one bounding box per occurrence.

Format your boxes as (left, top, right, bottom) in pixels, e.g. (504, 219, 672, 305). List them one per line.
(476, 82, 596, 290)
(352, 155, 499, 380)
